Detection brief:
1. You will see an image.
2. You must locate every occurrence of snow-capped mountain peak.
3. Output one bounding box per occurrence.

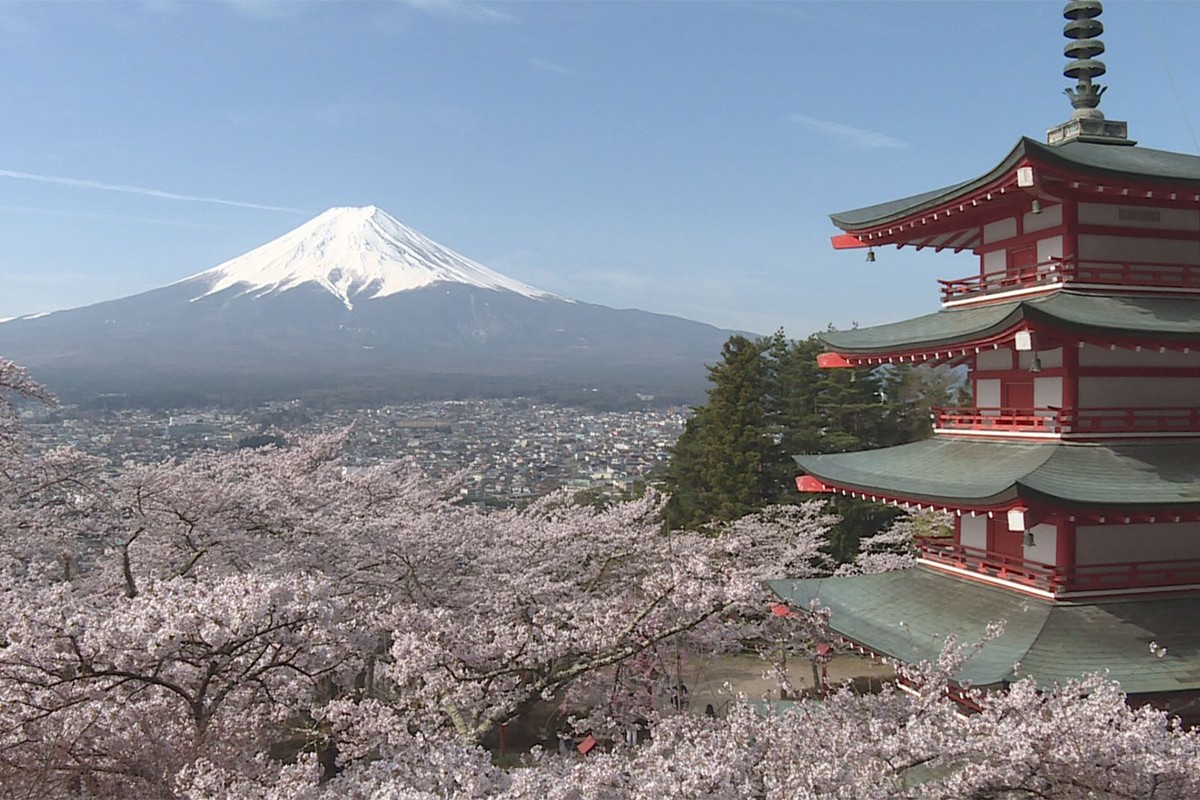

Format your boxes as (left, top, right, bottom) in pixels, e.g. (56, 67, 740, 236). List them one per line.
(181, 206, 556, 309)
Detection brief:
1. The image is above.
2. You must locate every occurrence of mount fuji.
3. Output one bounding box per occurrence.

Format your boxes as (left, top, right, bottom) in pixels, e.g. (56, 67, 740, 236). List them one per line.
(0, 207, 742, 407)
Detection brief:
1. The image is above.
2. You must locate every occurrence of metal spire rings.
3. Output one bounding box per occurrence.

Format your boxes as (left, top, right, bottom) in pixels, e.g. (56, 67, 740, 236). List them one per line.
(1063, 1, 1106, 117)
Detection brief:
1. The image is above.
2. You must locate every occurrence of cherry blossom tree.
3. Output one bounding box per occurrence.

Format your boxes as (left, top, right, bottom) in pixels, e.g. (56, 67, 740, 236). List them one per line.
(5, 356, 1199, 800)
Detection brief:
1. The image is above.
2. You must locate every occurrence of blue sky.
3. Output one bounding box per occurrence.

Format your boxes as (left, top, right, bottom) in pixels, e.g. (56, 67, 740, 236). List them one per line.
(3, 0, 1199, 338)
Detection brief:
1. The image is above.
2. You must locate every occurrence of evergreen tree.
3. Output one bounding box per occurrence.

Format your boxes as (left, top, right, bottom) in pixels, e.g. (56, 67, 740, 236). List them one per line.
(663, 331, 960, 547)
(663, 335, 776, 528)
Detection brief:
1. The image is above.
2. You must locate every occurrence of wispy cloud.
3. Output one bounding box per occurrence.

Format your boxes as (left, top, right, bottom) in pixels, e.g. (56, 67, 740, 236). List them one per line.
(396, 0, 515, 24)
(0, 204, 225, 228)
(787, 114, 909, 150)
(529, 57, 584, 79)
(0, 169, 306, 214)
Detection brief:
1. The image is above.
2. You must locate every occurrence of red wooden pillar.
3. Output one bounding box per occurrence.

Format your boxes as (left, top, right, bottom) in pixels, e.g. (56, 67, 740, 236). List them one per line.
(1056, 517, 1077, 590)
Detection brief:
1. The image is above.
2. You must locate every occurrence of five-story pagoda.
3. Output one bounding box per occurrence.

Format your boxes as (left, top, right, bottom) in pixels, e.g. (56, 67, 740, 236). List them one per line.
(772, 1, 1200, 716)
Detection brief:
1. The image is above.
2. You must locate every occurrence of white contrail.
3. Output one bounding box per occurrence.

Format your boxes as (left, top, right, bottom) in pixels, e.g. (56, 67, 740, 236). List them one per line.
(0, 168, 307, 214)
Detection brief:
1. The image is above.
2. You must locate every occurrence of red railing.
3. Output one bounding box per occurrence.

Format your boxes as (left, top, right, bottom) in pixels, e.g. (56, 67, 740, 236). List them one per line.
(916, 538, 1058, 591)
(932, 406, 1200, 436)
(939, 256, 1200, 303)
(916, 537, 1200, 594)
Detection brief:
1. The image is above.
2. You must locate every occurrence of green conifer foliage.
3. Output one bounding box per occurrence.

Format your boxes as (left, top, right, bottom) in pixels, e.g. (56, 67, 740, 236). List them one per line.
(663, 332, 961, 554)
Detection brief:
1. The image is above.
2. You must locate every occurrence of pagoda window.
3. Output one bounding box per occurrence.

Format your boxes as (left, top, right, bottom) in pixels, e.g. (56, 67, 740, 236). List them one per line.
(1078, 202, 1200, 233)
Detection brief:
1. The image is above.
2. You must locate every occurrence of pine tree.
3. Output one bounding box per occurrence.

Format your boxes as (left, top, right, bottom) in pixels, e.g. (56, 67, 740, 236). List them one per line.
(663, 335, 777, 528)
(662, 332, 959, 546)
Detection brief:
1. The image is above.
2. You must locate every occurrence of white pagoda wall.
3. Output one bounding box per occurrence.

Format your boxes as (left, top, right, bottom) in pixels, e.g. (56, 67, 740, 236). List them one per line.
(1077, 377, 1200, 407)
(1075, 521, 1200, 565)
(1076, 202, 1200, 268)
(1076, 344, 1200, 408)
(959, 515, 986, 550)
(1077, 203, 1200, 233)
(971, 347, 1064, 408)
(978, 207, 1064, 273)
(1024, 522, 1058, 565)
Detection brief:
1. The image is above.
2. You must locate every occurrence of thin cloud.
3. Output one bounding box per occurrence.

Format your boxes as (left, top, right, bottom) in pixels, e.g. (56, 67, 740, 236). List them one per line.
(788, 114, 909, 150)
(0, 204, 224, 228)
(530, 57, 584, 79)
(396, 0, 515, 24)
(0, 169, 306, 214)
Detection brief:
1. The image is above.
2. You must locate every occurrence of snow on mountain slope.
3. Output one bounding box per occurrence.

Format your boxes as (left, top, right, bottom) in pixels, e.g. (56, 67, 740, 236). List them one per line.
(180, 206, 558, 310)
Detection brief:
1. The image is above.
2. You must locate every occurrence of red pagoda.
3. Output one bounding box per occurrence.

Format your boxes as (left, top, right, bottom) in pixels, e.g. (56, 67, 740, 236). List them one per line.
(772, 1, 1200, 715)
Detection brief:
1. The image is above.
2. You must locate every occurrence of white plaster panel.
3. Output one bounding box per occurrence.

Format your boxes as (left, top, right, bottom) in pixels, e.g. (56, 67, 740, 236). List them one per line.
(1077, 234, 1200, 265)
(976, 349, 1013, 371)
(1024, 204, 1063, 233)
(1075, 522, 1200, 565)
(983, 217, 1018, 244)
(1077, 377, 1200, 407)
(1078, 344, 1200, 368)
(975, 379, 1001, 408)
(1036, 235, 1063, 263)
(1019, 347, 1062, 370)
(982, 249, 1007, 272)
(960, 515, 987, 550)
(1023, 522, 1058, 566)
(1033, 377, 1063, 408)
(1078, 202, 1200, 231)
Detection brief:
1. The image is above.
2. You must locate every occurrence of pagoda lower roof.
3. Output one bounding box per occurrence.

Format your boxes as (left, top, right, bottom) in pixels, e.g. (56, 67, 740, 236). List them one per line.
(820, 291, 1200, 355)
(769, 568, 1200, 694)
(794, 438, 1200, 510)
(831, 137, 1200, 231)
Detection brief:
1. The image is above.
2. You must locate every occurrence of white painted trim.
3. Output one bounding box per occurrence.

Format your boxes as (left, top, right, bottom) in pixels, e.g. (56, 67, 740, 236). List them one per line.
(933, 429, 1064, 440)
(917, 560, 1058, 600)
(942, 285, 1060, 308)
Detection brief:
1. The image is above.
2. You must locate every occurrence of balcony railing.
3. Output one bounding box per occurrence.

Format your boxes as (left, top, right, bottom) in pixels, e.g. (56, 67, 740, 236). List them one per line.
(916, 537, 1200, 594)
(932, 406, 1200, 436)
(939, 256, 1200, 303)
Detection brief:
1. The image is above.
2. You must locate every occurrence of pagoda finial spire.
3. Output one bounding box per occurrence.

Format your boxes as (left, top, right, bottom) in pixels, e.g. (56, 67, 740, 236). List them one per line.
(1062, 0, 1106, 118)
(1047, 0, 1131, 146)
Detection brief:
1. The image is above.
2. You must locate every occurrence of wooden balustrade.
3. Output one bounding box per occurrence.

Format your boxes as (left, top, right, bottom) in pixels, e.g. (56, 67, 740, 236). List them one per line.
(939, 257, 1200, 303)
(932, 406, 1200, 435)
(915, 537, 1200, 594)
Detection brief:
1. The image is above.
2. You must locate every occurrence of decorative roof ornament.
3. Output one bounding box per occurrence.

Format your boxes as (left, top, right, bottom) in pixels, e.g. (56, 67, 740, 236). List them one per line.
(1047, 1, 1133, 146)
(1062, 0, 1106, 117)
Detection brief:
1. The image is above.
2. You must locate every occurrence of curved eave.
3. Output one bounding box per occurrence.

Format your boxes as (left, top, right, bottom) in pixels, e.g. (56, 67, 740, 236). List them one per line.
(819, 292, 1200, 357)
(770, 569, 1200, 694)
(831, 136, 1200, 234)
(830, 139, 1030, 231)
(795, 439, 1200, 511)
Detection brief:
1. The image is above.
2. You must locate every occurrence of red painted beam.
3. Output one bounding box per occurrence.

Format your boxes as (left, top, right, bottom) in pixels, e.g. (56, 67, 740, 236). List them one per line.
(816, 352, 853, 368)
(796, 475, 831, 493)
(831, 232, 869, 250)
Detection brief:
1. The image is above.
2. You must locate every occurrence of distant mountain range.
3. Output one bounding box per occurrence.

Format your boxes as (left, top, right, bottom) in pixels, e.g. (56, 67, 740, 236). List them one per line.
(0, 207, 743, 408)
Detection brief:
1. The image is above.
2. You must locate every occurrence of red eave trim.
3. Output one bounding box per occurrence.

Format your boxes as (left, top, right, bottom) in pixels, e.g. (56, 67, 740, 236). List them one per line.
(831, 233, 869, 250)
(842, 165, 1028, 245)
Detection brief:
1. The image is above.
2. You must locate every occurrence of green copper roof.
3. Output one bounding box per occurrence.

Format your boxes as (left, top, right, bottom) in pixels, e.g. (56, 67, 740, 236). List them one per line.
(831, 137, 1200, 230)
(770, 568, 1200, 694)
(795, 439, 1200, 509)
(820, 292, 1200, 354)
